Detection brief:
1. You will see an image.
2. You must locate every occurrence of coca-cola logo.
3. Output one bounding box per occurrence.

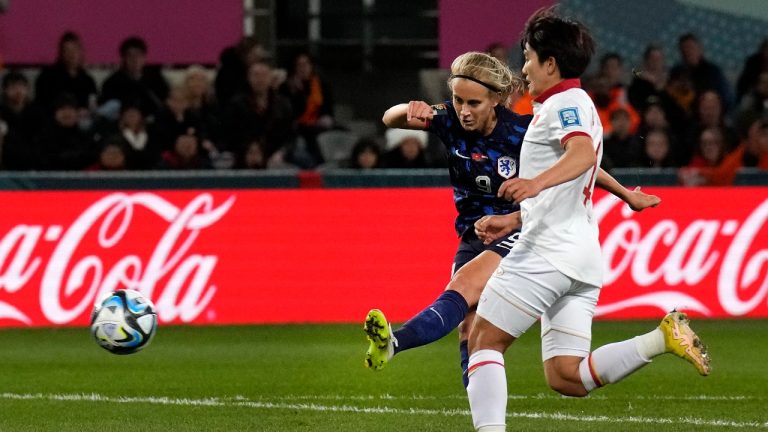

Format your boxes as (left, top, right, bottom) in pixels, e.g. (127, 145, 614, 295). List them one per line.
(0, 192, 235, 325)
(594, 194, 768, 317)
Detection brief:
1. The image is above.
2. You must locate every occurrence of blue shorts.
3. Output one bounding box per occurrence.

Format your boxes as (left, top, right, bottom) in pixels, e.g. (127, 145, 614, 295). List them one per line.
(452, 228, 520, 274)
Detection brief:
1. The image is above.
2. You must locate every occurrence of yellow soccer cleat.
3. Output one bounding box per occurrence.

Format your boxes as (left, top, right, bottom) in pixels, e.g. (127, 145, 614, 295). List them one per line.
(659, 310, 711, 376)
(363, 309, 394, 371)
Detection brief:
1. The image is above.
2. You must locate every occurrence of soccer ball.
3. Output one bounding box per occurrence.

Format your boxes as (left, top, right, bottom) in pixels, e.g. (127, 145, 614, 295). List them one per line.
(90, 289, 158, 355)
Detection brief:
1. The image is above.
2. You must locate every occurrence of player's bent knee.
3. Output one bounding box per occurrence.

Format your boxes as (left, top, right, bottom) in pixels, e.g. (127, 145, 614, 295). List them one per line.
(458, 311, 476, 340)
(469, 317, 515, 354)
(546, 377, 588, 397)
(446, 273, 482, 304)
(544, 357, 588, 397)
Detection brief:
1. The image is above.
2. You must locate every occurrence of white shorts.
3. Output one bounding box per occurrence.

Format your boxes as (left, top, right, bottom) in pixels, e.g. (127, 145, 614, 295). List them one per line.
(477, 246, 600, 361)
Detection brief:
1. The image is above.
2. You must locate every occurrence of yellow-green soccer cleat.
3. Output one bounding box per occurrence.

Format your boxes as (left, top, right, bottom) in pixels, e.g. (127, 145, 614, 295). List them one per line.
(659, 310, 711, 376)
(364, 309, 394, 371)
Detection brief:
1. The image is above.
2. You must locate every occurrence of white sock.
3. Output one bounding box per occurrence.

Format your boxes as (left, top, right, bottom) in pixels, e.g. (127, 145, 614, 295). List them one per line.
(579, 338, 652, 392)
(634, 328, 666, 360)
(467, 349, 506, 431)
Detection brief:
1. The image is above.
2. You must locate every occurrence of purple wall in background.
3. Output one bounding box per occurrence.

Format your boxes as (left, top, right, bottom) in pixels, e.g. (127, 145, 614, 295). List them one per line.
(438, 0, 553, 68)
(0, 1, 242, 65)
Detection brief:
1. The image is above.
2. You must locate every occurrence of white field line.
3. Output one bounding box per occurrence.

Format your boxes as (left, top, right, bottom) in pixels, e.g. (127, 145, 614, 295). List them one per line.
(261, 393, 758, 402)
(1, 392, 766, 429)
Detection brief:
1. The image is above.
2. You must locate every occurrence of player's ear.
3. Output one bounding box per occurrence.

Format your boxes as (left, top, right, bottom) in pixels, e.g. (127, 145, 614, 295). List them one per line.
(546, 56, 557, 75)
(491, 91, 502, 107)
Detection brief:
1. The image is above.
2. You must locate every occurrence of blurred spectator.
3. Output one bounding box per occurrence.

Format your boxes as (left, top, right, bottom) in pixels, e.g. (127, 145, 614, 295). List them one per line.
(234, 139, 267, 170)
(215, 36, 266, 106)
(599, 53, 629, 97)
(670, 33, 734, 113)
(116, 104, 161, 169)
(486, 42, 509, 65)
(736, 71, 768, 122)
(35, 94, 95, 170)
(736, 39, 768, 102)
(100, 36, 170, 119)
(381, 128, 429, 168)
(588, 53, 638, 135)
(345, 136, 382, 169)
(1, 71, 43, 169)
(590, 74, 640, 136)
(638, 102, 671, 134)
(628, 44, 668, 113)
(279, 52, 335, 166)
(681, 90, 738, 165)
(602, 108, 642, 170)
(223, 61, 296, 164)
(158, 132, 212, 170)
(664, 67, 696, 116)
(87, 135, 130, 171)
(691, 127, 729, 168)
(183, 65, 222, 146)
(678, 127, 729, 186)
(510, 89, 534, 115)
(34, 31, 98, 115)
(637, 101, 688, 159)
(153, 85, 198, 152)
(637, 128, 676, 168)
(684, 115, 768, 185)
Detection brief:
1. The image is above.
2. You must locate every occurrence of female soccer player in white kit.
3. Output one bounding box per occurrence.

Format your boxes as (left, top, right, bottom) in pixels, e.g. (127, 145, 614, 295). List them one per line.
(466, 8, 710, 432)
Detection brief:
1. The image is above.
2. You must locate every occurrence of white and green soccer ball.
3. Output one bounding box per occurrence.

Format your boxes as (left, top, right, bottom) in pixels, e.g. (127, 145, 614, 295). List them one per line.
(90, 289, 158, 355)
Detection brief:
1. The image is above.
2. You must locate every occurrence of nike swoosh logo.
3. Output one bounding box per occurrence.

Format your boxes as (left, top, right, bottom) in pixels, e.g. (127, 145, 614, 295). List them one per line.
(454, 149, 471, 160)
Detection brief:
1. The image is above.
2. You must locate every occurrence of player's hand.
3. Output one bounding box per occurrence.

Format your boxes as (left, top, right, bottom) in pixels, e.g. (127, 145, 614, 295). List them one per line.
(406, 101, 434, 123)
(474, 212, 521, 245)
(497, 178, 543, 204)
(625, 186, 661, 212)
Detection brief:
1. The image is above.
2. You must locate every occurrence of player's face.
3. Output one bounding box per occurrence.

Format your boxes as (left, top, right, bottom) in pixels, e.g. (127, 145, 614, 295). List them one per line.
(522, 43, 556, 98)
(450, 78, 498, 135)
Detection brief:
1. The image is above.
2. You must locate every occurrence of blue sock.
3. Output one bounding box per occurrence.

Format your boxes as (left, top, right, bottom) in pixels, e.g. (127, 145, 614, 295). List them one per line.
(392, 290, 469, 355)
(460, 340, 469, 388)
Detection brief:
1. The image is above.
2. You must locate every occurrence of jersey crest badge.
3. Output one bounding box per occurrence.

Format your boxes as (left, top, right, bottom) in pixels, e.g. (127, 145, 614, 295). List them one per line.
(497, 156, 516, 179)
(558, 107, 581, 128)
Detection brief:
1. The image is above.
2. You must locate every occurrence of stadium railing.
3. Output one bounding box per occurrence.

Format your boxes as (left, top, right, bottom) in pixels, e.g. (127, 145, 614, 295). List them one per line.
(0, 168, 764, 190)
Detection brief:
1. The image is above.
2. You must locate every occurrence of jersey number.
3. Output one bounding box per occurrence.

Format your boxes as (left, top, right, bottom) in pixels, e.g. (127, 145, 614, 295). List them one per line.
(476, 176, 492, 194)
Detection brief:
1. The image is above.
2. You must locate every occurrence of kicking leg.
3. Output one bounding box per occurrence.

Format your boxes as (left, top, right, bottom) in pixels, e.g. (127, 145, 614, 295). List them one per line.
(364, 251, 501, 371)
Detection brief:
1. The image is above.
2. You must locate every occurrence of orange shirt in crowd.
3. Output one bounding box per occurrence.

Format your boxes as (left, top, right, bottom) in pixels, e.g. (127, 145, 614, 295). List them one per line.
(698, 143, 768, 185)
(510, 90, 533, 115)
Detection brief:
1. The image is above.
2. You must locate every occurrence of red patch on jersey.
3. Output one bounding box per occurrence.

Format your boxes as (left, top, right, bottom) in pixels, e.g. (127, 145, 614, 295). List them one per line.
(472, 153, 488, 161)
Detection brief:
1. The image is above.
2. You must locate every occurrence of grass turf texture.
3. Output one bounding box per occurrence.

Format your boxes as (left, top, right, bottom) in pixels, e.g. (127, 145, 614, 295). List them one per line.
(0, 320, 765, 431)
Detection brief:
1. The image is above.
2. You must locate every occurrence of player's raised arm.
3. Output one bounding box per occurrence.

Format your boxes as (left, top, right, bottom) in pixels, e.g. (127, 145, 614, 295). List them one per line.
(596, 168, 661, 211)
(382, 101, 434, 130)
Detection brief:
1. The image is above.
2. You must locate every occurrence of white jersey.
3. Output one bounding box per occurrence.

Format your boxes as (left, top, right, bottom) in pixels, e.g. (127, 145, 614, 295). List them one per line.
(515, 79, 604, 287)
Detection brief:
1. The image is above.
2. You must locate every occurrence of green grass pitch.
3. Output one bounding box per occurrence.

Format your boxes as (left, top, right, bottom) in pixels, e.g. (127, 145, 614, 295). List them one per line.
(0, 319, 765, 431)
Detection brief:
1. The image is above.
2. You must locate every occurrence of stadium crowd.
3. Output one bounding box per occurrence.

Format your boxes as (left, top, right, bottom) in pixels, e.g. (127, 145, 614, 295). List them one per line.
(0, 32, 766, 185)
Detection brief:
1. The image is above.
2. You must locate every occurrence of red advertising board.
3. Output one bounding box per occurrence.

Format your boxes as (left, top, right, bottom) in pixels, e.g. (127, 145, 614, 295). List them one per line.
(0, 187, 765, 327)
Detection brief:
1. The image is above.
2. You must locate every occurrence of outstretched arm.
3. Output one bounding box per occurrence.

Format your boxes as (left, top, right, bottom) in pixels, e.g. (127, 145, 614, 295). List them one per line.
(596, 168, 661, 211)
(382, 101, 436, 129)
